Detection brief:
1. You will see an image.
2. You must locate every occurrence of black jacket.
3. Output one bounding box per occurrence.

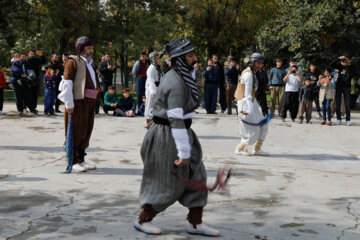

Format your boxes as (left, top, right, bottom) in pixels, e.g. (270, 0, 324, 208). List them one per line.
(256, 69, 269, 94)
(50, 61, 64, 84)
(214, 62, 225, 86)
(98, 61, 115, 85)
(330, 59, 356, 88)
(299, 85, 313, 101)
(305, 72, 319, 93)
(26, 56, 46, 81)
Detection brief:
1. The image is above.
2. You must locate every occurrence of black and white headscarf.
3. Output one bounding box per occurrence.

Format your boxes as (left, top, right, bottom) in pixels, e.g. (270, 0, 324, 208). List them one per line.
(174, 56, 200, 104)
(149, 52, 163, 81)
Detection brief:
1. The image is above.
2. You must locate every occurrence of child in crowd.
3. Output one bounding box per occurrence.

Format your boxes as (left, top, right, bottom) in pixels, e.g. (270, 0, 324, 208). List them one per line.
(119, 88, 136, 117)
(136, 96, 146, 116)
(43, 65, 57, 115)
(0, 69, 6, 115)
(298, 77, 313, 124)
(103, 85, 121, 116)
(318, 68, 335, 125)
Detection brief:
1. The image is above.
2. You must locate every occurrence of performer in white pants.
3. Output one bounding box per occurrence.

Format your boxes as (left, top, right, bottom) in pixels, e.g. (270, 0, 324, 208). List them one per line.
(234, 53, 269, 156)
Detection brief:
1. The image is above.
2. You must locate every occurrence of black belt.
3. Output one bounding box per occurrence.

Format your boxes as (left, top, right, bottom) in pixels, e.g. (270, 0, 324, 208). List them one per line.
(153, 116, 192, 129)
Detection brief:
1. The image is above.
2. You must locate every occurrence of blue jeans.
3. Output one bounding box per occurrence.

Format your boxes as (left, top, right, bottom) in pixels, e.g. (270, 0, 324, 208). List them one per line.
(322, 99, 332, 121)
(336, 87, 351, 121)
(136, 77, 147, 108)
(204, 83, 218, 113)
(44, 88, 56, 114)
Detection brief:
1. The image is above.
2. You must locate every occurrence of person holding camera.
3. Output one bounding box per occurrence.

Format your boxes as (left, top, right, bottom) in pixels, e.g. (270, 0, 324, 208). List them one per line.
(330, 54, 355, 126)
(98, 53, 116, 114)
(202, 59, 218, 114)
(305, 63, 321, 117)
(10, 53, 37, 116)
(27, 50, 46, 111)
(281, 65, 304, 122)
(225, 57, 239, 114)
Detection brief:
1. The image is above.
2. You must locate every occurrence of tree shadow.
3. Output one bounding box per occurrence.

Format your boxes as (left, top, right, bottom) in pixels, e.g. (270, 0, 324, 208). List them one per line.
(86, 168, 248, 177)
(198, 135, 239, 140)
(267, 153, 357, 161)
(0, 146, 127, 153)
(0, 174, 47, 182)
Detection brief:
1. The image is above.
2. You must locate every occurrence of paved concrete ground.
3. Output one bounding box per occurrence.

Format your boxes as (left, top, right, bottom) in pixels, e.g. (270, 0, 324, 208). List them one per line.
(1, 102, 360, 240)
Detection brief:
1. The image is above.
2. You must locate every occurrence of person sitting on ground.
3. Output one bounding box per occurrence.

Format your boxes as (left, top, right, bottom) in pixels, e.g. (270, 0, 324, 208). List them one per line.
(43, 64, 57, 116)
(298, 77, 313, 124)
(137, 96, 146, 116)
(118, 88, 136, 117)
(103, 85, 121, 115)
(318, 68, 335, 126)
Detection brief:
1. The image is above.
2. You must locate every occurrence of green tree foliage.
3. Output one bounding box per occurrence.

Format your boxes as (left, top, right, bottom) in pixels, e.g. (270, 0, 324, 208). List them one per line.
(180, 0, 279, 60)
(257, 0, 360, 70)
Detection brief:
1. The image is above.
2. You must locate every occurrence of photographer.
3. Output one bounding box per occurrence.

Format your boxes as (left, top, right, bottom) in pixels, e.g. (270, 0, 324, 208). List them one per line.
(27, 50, 46, 111)
(202, 59, 218, 114)
(330, 55, 355, 126)
(225, 57, 239, 114)
(50, 54, 64, 113)
(10, 53, 37, 116)
(98, 53, 116, 114)
(281, 65, 304, 122)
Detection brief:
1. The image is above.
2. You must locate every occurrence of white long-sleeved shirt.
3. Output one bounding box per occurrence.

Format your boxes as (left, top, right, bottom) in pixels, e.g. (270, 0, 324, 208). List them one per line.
(145, 64, 159, 96)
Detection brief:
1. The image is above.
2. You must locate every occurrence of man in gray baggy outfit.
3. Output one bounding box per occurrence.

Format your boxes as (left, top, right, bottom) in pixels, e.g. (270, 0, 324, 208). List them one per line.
(134, 39, 220, 237)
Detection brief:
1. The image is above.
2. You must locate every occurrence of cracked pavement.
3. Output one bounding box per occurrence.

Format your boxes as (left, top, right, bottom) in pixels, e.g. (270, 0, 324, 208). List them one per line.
(1, 102, 360, 240)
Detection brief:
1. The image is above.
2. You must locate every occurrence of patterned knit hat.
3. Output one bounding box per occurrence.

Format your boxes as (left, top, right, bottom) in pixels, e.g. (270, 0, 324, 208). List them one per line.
(75, 36, 93, 54)
(166, 39, 195, 59)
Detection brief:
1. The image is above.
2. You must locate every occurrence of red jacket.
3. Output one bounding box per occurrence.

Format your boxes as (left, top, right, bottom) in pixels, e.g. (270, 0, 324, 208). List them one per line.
(0, 70, 6, 89)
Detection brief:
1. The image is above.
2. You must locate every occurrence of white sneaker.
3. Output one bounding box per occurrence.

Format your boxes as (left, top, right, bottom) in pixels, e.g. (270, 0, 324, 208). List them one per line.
(134, 217, 162, 235)
(346, 121, 351, 126)
(0, 110, 4, 115)
(80, 161, 96, 170)
(235, 150, 250, 156)
(72, 163, 86, 172)
(187, 223, 220, 237)
(335, 120, 341, 125)
(252, 149, 269, 156)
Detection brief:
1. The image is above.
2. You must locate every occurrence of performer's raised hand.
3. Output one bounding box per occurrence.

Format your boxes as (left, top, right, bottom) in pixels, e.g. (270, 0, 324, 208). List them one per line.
(175, 159, 188, 167)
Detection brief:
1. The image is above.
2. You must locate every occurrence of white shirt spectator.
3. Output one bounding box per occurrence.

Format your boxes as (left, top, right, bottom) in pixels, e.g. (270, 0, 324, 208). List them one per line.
(285, 74, 300, 92)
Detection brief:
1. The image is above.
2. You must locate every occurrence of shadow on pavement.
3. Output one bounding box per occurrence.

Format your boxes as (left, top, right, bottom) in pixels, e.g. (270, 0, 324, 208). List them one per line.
(0, 146, 127, 153)
(86, 168, 249, 177)
(267, 153, 357, 161)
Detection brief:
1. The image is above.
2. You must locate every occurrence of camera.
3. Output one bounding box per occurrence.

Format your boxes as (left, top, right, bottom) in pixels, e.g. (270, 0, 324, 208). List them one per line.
(341, 59, 346, 63)
(292, 70, 296, 73)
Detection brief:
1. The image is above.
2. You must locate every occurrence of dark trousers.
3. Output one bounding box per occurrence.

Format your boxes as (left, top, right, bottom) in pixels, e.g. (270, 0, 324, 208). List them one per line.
(204, 83, 218, 113)
(219, 83, 227, 111)
(281, 91, 299, 120)
(298, 99, 312, 122)
(257, 92, 269, 116)
(103, 104, 117, 114)
(0, 87, 3, 111)
(32, 83, 39, 110)
(13, 82, 35, 112)
(313, 91, 321, 113)
(322, 99, 332, 121)
(65, 99, 96, 164)
(136, 76, 147, 108)
(226, 83, 237, 114)
(336, 87, 351, 121)
(44, 88, 56, 114)
(55, 81, 61, 110)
